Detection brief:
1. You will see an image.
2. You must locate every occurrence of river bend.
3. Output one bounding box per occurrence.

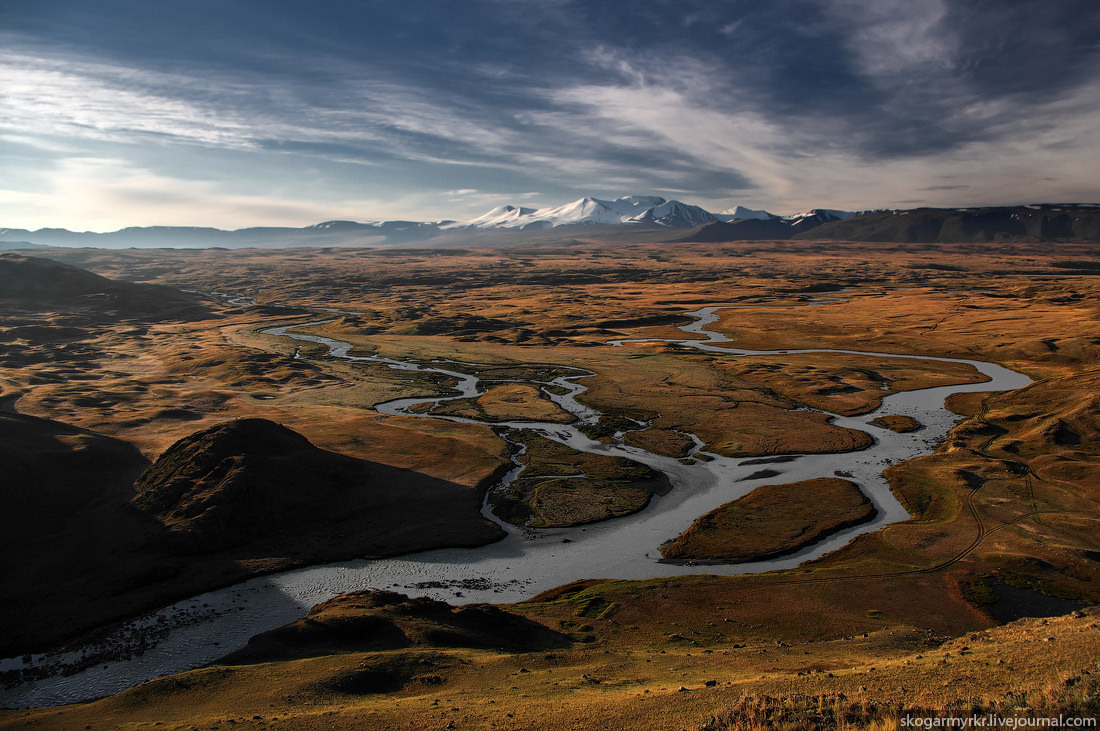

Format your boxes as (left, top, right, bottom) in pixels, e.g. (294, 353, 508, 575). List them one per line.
(0, 303, 1032, 708)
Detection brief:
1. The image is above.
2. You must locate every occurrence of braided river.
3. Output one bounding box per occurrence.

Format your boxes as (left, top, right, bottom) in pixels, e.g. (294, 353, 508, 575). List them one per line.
(0, 302, 1032, 707)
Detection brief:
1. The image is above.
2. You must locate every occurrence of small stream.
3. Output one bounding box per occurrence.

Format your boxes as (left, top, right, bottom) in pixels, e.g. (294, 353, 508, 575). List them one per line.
(0, 302, 1032, 708)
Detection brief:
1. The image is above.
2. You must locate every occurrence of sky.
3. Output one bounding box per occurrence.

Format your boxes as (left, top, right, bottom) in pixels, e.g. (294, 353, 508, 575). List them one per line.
(2, 0, 1100, 231)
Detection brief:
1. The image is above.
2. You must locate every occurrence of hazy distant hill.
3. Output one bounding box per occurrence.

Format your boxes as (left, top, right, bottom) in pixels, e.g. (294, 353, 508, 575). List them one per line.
(794, 205, 1100, 243)
(0, 221, 437, 249)
(0, 253, 208, 319)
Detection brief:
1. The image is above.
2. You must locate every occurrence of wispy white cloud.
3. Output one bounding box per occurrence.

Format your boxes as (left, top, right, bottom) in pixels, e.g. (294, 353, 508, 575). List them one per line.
(0, 52, 256, 148)
(553, 84, 788, 186)
(0, 46, 742, 200)
(441, 189, 542, 207)
(0, 50, 516, 166)
(0, 157, 402, 230)
(0, 155, 564, 230)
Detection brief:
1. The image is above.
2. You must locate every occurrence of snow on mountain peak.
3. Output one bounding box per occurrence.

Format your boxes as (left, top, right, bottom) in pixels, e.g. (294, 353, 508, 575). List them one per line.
(448, 205, 539, 229)
(453, 195, 717, 230)
(715, 205, 777, 222)
(612, 195, 668, 211)
(444, 196, 855, 231)
(784, 208, 856, 222)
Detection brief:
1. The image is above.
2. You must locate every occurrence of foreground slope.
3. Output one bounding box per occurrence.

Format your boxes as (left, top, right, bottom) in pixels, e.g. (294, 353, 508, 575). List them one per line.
(6, 599, 1095, 729)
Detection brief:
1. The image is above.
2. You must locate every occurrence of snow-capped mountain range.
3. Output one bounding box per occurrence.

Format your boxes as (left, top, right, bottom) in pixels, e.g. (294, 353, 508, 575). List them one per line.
(718, 205, 775, 221)
(446, 196, 857, 230)
(0, 195, 858, 249)
(445, 195, 725, 230)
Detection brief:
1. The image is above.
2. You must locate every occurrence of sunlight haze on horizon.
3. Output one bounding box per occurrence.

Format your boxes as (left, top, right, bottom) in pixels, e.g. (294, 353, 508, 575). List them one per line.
(2, 0, 1099, 231)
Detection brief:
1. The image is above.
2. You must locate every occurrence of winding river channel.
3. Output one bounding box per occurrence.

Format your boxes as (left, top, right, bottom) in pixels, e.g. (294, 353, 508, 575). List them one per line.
(0, 301, 1033, 708)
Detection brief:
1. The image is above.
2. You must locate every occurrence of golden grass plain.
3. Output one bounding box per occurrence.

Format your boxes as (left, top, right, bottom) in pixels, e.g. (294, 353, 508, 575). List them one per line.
(1, 239, 1098, 728)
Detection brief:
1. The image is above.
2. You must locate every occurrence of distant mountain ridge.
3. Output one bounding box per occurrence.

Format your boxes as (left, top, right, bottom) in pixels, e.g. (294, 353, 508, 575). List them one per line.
(0, 220, 442, 249)
(0, 195, 840, 248)
(792, 204, 1100, 243)
(676, 208, 858, 242)
(4, 200, 1099, 249)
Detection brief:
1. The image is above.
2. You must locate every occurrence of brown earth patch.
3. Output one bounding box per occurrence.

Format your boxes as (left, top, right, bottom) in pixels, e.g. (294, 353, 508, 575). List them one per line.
(429, 383, 573, 423)
(623, 427, 697, 457)
(492, 429, 670, 527)
(720, 353, 987, 416)
(660, 478, 876, 562)
(870, 414, 923, 432)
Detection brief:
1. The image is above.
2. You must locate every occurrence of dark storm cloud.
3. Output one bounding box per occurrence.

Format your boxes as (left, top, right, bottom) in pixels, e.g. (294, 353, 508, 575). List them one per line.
(6, 0, 1098, 161)
(821, 0, 1100, 157)
(946, 0, 1100, 99)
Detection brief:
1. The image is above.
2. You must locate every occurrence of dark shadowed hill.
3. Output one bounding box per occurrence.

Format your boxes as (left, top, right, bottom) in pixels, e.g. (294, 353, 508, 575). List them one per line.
(0, 410, 161, 655)
(132, 418, 507, 553)
(0, 253, 210, 319)
(221, 590, 571, 664)
(674, 218, 797, 242)
(794, 205, 1100, 243)
(674, 205, 1100, 244)
(0, 410, 149, 547)
(1, 417, 507, 656)
(672, 210, 847, 242)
